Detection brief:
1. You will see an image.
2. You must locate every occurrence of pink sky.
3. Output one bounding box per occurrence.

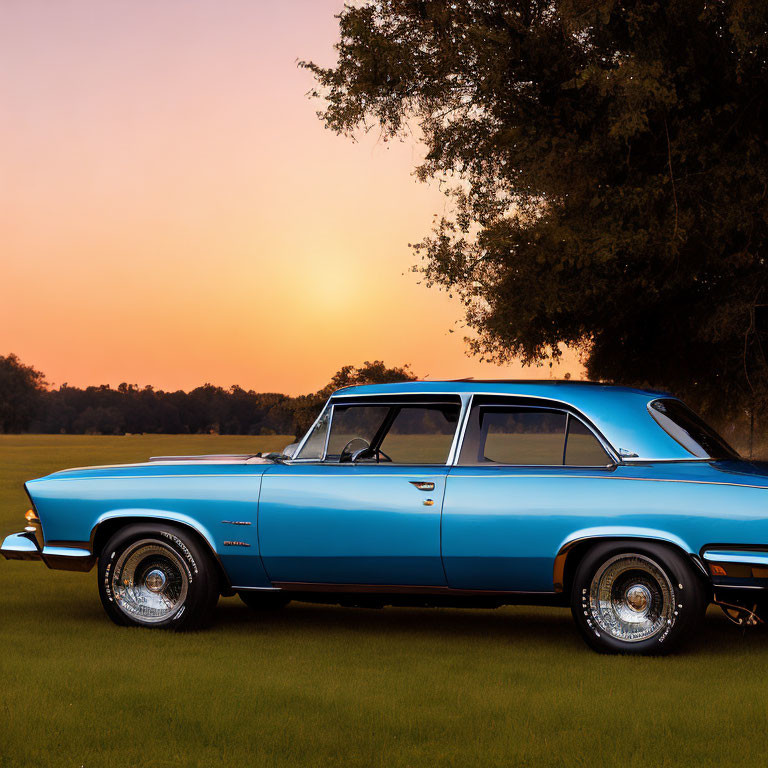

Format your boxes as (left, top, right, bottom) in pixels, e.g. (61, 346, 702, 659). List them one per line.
(0, 0, 581, 394)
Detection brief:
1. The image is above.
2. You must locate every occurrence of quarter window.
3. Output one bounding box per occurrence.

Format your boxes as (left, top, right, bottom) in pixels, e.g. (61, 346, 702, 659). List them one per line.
(458, 405, 610, 466)
(295, 407, 331, 460)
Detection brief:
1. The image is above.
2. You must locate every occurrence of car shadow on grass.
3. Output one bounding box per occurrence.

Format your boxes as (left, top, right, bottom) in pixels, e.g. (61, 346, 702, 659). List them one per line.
(14, 590, 768, 655)
(211, 597, 768, 654)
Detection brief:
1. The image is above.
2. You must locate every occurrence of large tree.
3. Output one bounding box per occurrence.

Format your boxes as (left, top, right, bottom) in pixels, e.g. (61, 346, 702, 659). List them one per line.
(304, 0, 768, 422)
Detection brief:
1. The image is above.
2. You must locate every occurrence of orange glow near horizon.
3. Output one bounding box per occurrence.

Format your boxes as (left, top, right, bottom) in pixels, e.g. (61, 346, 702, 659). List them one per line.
(0, 0, 582, 395)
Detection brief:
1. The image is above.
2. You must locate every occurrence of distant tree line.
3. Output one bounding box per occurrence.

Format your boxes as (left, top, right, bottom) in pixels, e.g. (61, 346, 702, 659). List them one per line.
(0, 354, 416, 437)
(0, 352, 761, 454)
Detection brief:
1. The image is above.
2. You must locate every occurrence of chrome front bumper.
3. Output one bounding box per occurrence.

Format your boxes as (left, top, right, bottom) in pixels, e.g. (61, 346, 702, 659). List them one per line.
(1, 531, 95, 572)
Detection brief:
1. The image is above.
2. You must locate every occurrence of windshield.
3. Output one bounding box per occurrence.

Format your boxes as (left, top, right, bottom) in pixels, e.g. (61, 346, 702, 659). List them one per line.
(648, 399, 739, 460)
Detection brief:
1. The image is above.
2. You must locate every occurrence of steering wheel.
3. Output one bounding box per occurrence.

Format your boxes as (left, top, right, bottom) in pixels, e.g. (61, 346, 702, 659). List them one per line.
(351, 446, 393, 463)
(339, 438, 369, 463)
(339, 438, 393, 463)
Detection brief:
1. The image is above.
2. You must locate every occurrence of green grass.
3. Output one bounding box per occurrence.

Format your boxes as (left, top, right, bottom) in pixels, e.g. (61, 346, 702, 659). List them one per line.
(1, 435, 768, 768)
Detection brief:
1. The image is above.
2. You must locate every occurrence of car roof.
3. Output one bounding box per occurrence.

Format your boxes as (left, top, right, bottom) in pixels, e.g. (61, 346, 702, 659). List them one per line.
(334, 379, 668, 397)
(330, 380, 688, 461)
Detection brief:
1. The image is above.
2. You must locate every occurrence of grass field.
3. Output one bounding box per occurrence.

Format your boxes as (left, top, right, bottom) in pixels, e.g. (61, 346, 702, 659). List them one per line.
(2, 435, 768, 767)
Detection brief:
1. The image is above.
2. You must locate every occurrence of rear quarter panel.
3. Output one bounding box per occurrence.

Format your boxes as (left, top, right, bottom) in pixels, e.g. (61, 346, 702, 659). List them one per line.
(442, 463, 768, 592)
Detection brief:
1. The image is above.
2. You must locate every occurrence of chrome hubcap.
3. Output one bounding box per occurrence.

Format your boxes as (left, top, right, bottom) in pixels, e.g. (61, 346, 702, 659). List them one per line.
(144, 568, 168, 593)
(625, 584, 651, 614)
(112, 540, 189, 624)
(589, 554, 675, 642)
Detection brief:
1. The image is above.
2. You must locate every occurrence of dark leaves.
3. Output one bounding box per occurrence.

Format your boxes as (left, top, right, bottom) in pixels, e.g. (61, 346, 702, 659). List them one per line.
(305, 0, 768, 422)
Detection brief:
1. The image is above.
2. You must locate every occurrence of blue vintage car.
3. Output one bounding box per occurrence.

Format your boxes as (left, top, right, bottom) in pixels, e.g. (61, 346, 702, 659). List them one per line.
(3, 380, 767, 653)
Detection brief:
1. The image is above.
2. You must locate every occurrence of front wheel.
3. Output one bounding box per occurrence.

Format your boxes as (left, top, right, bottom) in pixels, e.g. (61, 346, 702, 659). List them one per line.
(571, 541, 707, 654)
(98, 523, 219, 631)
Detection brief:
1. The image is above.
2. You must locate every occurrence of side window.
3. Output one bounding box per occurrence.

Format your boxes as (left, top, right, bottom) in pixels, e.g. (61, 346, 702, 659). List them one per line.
(326, 406, 390, 460)
(319, 400, 461, 464)
(458, 404, 611, 466)
(378, 405, 460, 464)
(460, 407, 567, 465)
(564, 418, 610, 465)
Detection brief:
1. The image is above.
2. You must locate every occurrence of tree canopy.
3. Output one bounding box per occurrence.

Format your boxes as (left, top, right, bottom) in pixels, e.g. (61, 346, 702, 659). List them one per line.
(0, 354, 46, 432)
(304, 0, 768, 421)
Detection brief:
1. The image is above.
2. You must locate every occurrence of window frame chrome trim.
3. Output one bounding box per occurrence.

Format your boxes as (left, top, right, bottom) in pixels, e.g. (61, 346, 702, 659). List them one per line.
(450, 393, 475, 466)
(322, 404, 334, 460)
(446, 393, 473, 465)
(301, 388, 727, 463)
(292, 390, 621, 467)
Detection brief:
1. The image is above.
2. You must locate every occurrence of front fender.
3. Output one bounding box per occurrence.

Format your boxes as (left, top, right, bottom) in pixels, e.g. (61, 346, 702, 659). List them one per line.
(90, 508, 219, 556)
(88, 508, 272, 589)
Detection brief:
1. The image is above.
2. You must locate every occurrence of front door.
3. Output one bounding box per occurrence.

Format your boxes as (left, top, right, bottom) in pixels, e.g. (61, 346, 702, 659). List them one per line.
(258, 397, 461, 586)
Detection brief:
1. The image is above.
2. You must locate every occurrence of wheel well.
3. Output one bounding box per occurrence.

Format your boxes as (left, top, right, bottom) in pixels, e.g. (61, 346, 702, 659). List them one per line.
(558, 537, 709, 597)
(90, 516, 234, 595)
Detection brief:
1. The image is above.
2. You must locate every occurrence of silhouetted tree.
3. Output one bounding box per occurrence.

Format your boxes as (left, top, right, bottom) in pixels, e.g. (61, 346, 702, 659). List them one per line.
(0, 354, 45, 432)
(73, 406, 125, 435)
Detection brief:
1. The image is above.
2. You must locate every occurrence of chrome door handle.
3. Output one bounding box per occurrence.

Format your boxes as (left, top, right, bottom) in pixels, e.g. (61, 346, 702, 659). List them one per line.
(409, 481, 435, 491)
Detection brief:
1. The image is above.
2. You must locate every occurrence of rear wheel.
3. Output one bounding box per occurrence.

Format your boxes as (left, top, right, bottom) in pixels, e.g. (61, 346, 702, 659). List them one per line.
(98, 523, 219, 631)
(570, 540, 706, 654)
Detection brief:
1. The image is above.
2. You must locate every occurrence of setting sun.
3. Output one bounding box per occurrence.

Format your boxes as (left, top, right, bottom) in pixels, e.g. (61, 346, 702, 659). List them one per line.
(0, 0, 579, 394)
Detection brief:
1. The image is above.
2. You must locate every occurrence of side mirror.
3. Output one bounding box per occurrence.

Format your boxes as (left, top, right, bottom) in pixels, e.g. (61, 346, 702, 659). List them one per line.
(282, 443, 299, 459)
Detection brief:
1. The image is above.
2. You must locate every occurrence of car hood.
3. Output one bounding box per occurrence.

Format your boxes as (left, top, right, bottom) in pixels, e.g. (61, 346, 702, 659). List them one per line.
(30, 454, 275, 483)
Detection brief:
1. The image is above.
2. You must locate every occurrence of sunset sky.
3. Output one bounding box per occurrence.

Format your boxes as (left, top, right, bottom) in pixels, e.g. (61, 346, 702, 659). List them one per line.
(1, 0, 580, 395)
